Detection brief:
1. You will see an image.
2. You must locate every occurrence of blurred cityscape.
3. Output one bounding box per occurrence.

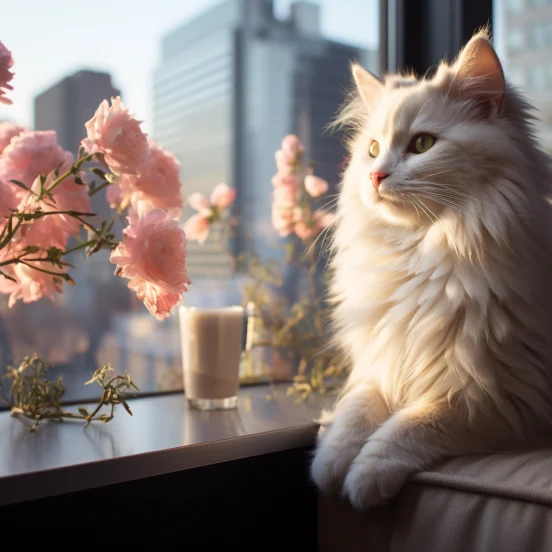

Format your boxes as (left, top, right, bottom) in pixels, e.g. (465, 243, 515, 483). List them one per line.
(496, 0, 552, 152)
(1, 0, 551, 401)
(0, 0, 376, 399)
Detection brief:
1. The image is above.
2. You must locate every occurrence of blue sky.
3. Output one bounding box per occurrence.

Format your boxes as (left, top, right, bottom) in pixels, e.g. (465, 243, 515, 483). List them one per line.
(0, 0, 378, 133)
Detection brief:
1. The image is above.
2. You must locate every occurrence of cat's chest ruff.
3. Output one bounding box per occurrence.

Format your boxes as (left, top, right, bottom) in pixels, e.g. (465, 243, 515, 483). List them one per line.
(368, 225, 491, 332)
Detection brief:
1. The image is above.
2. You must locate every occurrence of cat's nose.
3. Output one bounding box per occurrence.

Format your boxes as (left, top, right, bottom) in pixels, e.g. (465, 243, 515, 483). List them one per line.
(370, 171, 389, 189)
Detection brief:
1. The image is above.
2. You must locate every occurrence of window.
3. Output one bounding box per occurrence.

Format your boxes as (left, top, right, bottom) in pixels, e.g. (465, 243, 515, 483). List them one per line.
(507, 66, 526, 86)
(495, 0, 552, 151)
(506, 27, 524, 53)
(0, 0, 381, 403)
(529, 23, 547, 49)
(506, 0, 524, 14)
(529, 63, 546, 89)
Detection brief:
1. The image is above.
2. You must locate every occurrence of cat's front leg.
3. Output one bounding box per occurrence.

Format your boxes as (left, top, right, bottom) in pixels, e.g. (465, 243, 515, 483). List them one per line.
(342, 402, 492, 509)
(311, 383, 390, 494)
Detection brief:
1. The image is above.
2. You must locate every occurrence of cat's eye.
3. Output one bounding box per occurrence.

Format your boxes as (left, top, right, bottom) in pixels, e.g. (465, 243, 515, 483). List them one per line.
(369, 140, 380, 158)
(409, 134, 436, 154)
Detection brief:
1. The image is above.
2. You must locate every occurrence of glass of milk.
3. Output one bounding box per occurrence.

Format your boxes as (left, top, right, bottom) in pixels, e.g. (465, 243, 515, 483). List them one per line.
(179, 306, 244, 410)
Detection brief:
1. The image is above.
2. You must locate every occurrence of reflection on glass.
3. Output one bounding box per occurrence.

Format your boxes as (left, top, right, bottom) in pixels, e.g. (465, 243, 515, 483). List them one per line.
(0, 0, 380, 403)
(495, 0, 552, 152)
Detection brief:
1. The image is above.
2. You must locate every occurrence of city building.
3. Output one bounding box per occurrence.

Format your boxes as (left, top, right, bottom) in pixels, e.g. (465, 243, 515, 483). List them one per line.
(498, 0, 552, 151)
(153, 0, 377, 280)
(34, 70, 120, 155)
(33, 71, 127, 310)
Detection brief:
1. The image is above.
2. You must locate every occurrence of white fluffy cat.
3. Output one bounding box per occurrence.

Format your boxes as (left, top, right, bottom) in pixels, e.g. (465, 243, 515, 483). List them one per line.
(311, 30, 552, 509)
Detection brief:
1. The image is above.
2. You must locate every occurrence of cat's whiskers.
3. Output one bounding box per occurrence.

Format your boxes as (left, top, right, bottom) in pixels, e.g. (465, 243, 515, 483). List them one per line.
(402, 192, 422, 222)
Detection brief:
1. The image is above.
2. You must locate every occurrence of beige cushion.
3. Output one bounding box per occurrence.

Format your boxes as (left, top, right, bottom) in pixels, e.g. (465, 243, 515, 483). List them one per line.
(318, 449, 552, 552)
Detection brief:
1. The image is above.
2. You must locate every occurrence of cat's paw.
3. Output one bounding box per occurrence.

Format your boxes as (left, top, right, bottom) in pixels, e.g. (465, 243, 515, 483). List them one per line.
(343, 454, 411, 509)
(311, 431, 363, 495)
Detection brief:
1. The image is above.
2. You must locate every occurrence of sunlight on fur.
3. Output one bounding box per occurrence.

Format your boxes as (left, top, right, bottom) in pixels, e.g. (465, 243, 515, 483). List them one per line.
(311, 29, 552, 509)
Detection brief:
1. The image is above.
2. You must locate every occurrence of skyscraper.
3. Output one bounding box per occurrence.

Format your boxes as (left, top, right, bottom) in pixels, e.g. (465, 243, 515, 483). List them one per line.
(34, 70, 125, 309)
(498, 0, 552, 151)
(34, 70, 121, 155)
(153, 0, 376, 280)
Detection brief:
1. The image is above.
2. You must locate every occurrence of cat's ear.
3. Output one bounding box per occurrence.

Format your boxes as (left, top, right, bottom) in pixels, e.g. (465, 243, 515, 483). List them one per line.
(352, 64, 384, 113)
(452, 31, 505, 116)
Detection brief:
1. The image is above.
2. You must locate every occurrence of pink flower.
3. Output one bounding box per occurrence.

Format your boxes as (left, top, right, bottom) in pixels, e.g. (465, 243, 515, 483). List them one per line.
(0, 122, 24, 154)
(275, 149, 295, 174)
(0, 130, 74, 190)
(271, 204, 296, 237)
(106, 183, 122, 208)
(294, 210, 335, 241)
(0, 177, 17, 222)
(273, 182, 297, 206)
(81, 97, 150, 176)
(0, 255, 64, 308)
(188, 192, 212, 214)
(210, 182, 236, 211)
(110, 209, 190, 320)
(281, 134, 303, 156)
(183, 213, 211, 244)
(113, 141, 183, 218)
(16, 172, 91, 250)
(272, 173, 300, 189)
(0, 42, 14, 106)
(294, 221, 317, 240)
(304, 175, 328, 198)
(184, 183, 236, 243)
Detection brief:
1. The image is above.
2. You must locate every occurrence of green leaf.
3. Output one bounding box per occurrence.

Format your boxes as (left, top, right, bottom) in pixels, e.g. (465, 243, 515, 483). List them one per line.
(0, 270, 17, 283)
(120, 399, 133, 416)
(9, 179, 30, 191)
(23, 245, 40, 254)
(78, 407, 89, 417)
(92, 168, 106, 179)
(63, 274, 76, 286)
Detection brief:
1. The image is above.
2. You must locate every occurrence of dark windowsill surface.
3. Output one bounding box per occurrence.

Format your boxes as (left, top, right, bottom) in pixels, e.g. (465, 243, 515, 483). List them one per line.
(0, 383, 331, 507)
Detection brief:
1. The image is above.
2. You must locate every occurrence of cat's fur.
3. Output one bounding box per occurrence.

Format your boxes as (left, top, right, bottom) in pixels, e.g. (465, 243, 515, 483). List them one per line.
(311, 30, 552, 509)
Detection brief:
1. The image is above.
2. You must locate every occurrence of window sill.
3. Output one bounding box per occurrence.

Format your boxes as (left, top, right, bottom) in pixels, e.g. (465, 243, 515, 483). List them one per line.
(0, 383, 329, 507)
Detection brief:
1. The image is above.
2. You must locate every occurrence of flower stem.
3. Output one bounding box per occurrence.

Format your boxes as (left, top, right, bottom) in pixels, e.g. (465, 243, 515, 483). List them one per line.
(0, 217, 22, 251)
(61, 240, 95, 257)
(88, 180, 111, 197)
(44, 153, 94, 195)
(19, 259, 69, 278)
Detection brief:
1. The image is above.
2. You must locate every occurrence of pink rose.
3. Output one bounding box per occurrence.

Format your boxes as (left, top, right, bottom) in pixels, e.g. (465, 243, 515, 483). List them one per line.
(0, 177, 17, 223)
(183, 213, 211, 244)
(0, 122, 24, 154)
(81, 97, 150, 176)
(110, 208, 190, 320)
(0, 130, 74, 190)
(0, 255, 64, 308)
(108, 172, 135, 210)
(16, 172, 91, 250)
(106, 183, 122, 208)
(209, 182, 236, 211)
(304, 175, 328, 198)
(0, 42, 14, 106)
(281, 134, 303, 156)
(117, 141, 183, 218)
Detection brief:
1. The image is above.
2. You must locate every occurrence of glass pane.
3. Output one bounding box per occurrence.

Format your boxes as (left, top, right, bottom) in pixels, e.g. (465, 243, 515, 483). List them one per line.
(0, 0, 380, 403)
(494, 0, 552, 152)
